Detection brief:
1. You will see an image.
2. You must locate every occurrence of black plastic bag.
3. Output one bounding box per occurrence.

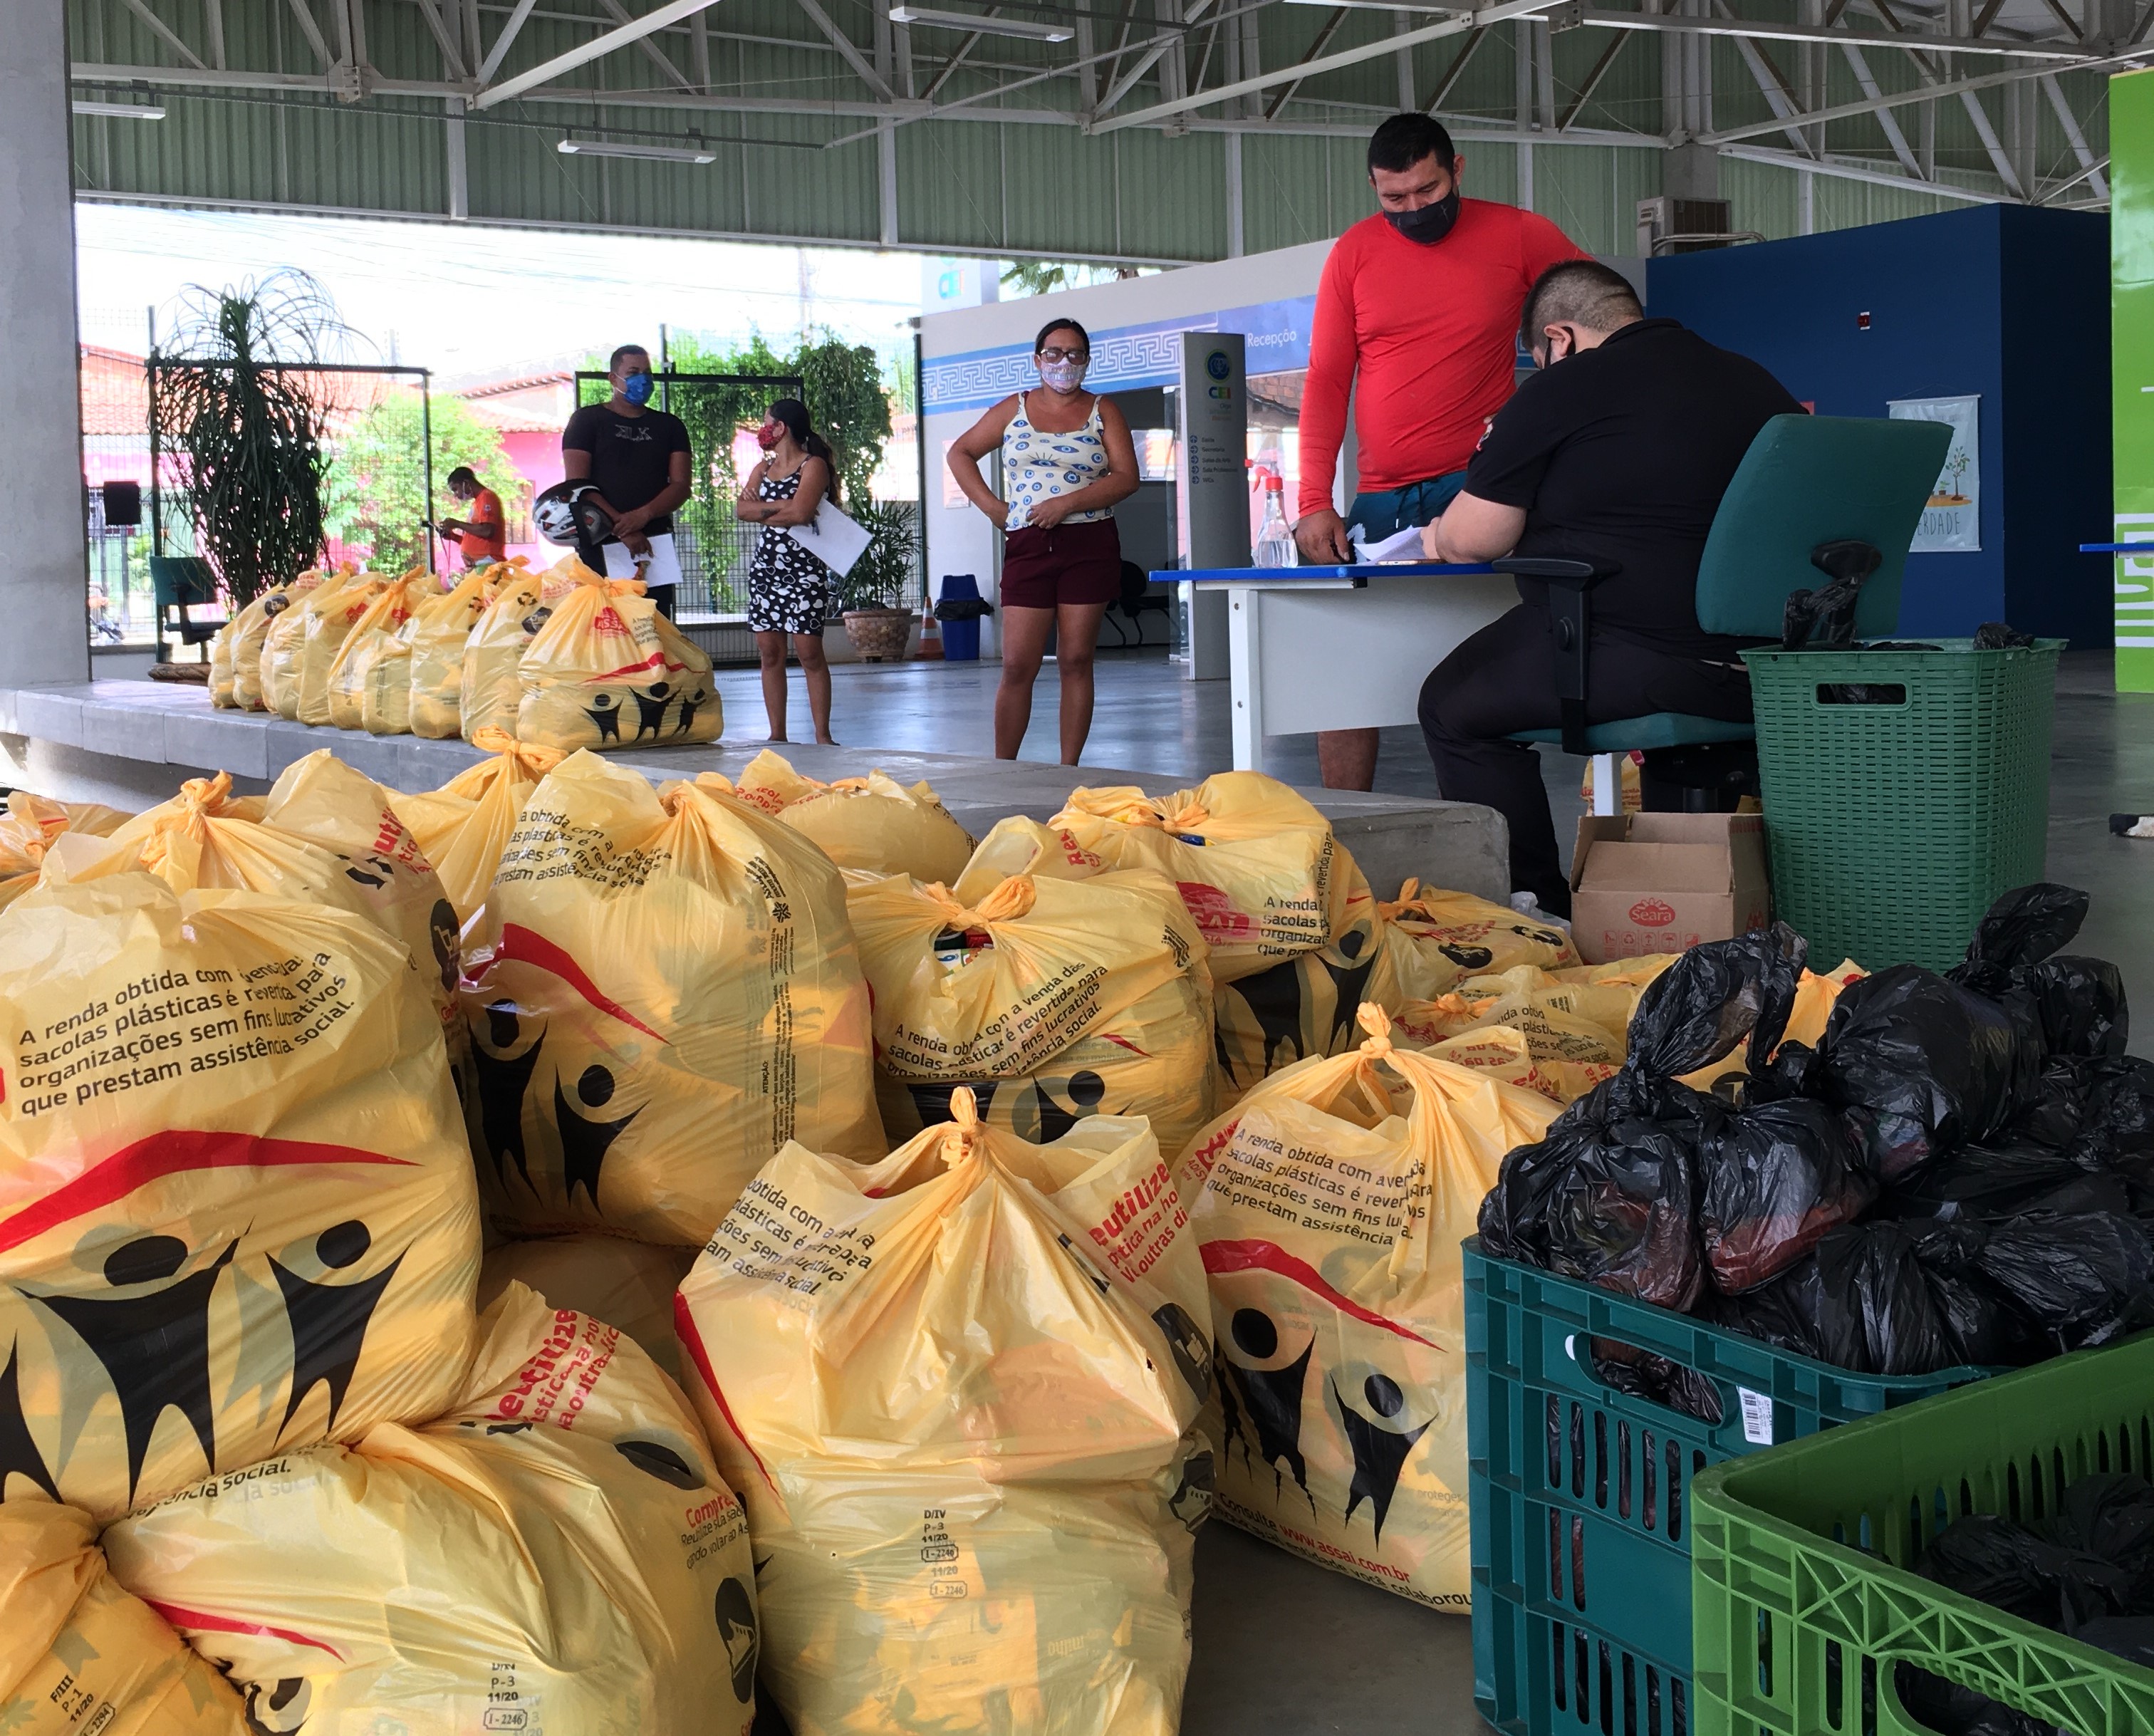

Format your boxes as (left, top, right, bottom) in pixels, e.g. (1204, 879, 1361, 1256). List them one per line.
(1883, 1141, 2126, 1225)
(1721, 1220, 2002, 1375)
(1973, 622, 2038, 650)
(2025, 956, 2129, 1061)
(1971, 1211, 2154, 1356)
(1950, 885, 2128, 1061)
(1921, 1512, 2135, 1630)
(1699, 1096, 1877, 1292)
(1479, 926, 1808, 1311)
(2045, 1472, 2154, 1611)
(1586, 1341, 1725, 1427)
(1895, 1665, 2059, 1736)
(1814, 965, 2041, 1182)
(1956, 884, 2091, 977)
(2072, 1616, 2154, 1667)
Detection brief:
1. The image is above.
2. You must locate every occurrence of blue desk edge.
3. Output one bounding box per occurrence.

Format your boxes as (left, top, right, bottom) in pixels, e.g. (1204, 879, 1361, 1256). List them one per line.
(1159, 561, 1499, 583)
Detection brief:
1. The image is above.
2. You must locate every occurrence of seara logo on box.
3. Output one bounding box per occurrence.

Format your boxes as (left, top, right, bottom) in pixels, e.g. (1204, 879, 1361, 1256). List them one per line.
(1628, 898, 1677, 927)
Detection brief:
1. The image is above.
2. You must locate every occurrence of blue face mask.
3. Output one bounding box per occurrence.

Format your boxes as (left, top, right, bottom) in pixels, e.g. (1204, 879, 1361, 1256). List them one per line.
(622, 370, 655, 406)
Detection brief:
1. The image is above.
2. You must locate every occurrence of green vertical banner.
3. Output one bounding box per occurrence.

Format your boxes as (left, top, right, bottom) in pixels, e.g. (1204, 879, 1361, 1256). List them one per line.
(2115, 68, 2154, 690)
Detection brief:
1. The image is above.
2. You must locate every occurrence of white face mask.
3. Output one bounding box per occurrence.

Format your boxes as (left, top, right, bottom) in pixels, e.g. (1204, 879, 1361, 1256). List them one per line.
(1039, 357, 1088, 392)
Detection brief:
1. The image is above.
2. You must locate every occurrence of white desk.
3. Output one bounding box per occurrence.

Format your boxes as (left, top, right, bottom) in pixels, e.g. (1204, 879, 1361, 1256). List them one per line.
(1175, 562, 1519, 774)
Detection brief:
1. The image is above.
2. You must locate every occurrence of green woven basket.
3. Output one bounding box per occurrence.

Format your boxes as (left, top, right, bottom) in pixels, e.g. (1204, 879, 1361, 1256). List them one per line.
(1740, 639, 2064, 972)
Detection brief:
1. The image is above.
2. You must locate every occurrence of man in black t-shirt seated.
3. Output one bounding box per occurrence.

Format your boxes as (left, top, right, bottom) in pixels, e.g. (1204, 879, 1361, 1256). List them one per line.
(561, 343, 694, 618)
(1417, 258, 1804, 918)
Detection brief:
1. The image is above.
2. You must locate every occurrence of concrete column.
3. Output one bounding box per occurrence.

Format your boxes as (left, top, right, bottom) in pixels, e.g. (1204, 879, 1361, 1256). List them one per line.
(1664, 142, 1722, 200)
(1, 7, 90, 690)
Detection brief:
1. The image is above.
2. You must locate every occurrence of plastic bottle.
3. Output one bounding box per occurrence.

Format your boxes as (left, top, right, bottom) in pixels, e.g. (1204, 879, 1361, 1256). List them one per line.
(1252, 472, 1296, 568)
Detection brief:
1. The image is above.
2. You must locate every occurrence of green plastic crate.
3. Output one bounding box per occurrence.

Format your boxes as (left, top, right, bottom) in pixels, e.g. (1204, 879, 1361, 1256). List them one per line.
(1466, 1242, 1989, 1736)
(1692, 1334, 2154, 1736)
(1742, 639, 2063, 972)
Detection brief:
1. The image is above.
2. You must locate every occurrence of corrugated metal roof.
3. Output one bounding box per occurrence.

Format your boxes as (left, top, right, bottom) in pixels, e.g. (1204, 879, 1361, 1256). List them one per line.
(65, 0, 2106, 262)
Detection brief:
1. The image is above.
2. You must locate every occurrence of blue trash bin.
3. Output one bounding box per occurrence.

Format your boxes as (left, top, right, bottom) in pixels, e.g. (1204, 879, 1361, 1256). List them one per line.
(935, 573, 989, 662)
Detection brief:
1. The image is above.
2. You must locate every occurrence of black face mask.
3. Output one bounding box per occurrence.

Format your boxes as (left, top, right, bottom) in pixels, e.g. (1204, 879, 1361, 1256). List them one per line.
(1384, 188, 1461, 246)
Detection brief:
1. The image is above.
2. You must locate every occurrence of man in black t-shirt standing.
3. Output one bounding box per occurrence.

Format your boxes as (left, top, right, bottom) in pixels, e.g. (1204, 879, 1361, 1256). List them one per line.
(1417, 259, 1805, 915)
(561, 343, 694, 617)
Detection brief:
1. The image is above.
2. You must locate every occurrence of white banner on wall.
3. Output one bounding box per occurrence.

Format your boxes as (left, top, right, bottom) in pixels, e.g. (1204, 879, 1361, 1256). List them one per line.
(1888, 394, 1981, 553)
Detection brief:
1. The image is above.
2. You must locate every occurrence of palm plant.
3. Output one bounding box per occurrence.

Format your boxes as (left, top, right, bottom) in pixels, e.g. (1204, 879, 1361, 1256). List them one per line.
(838, 499, 922, 612)
(152, 270, 352, 605)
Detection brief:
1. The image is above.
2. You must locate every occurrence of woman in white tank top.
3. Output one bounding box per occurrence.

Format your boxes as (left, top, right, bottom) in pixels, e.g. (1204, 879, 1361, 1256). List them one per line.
(946, 317, 1140, 764)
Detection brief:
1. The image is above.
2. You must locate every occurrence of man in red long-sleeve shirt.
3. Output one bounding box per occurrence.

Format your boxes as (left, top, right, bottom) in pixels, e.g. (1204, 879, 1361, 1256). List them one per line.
(1295, 113, 1584, 789)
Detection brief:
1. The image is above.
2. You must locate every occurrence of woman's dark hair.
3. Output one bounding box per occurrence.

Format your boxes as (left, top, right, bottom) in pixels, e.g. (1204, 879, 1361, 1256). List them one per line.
(769, 398, 840, 503)
(1034, 318, 1090, 356)
(1367, 113, 1457, 177)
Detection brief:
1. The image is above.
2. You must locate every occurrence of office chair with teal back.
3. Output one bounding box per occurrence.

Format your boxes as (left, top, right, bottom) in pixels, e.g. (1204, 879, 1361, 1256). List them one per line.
(150, 555, 223, 662)
(1501, 413, 1952, 790)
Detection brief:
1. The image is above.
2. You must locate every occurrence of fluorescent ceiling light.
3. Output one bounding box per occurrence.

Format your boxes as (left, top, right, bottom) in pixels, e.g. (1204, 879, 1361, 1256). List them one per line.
(73, 100, 166, 120)
(889, 6, 1075, 41)
(557, 136, 717, 164)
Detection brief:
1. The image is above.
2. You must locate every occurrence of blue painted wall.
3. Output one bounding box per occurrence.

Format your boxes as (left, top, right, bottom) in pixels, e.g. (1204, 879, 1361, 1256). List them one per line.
(1649, 205, 2111, 645)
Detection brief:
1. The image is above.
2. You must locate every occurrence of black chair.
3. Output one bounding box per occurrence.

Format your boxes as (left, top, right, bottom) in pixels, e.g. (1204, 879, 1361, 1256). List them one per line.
(1103, 561, 1170, 648)
(150, 556, 224, 662)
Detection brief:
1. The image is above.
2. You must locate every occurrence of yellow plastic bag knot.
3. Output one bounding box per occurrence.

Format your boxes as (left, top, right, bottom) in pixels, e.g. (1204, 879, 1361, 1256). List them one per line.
(921, 875, 1036, 927)
(174, 771, 236, 816)
(468, 727, 566, 779)
(1355, 1001, 1395, 1056)
(1375, 875, 1427, 923)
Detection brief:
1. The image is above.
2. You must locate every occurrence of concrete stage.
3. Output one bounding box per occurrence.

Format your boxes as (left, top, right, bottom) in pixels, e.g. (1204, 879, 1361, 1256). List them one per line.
(0, 672, 1512, 903)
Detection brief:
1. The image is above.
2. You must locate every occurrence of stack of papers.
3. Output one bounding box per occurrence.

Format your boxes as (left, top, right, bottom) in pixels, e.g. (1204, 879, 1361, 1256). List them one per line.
(1347, 524, 1429, 563)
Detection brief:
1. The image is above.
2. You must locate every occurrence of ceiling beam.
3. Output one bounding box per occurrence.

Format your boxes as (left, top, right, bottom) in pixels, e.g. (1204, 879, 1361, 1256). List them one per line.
(595, 0, 697, 90)
(2039, 69, 2106, 196)
(794, 0, 898, 100)
(1836, 43, 1924, 174)
(474, 0, 717, 105)
(1711, 0, 1816, 151)
(410, 0, 472, 78)
(121, 0, 209, 70)
(1091, 0, 1568, 132)
(283, 0, 333, 63)
(1719, 141, 2004, 197)
(477, 0, 543, 80)
(1096, 0, 1217, 113)
(1553, 26, 1623, 126)
(1571, 10, 2090, 58)
(1703, 38, 2150, 142)
(1422, 23, 1488, 109)
(1264, 6, 1350, 118)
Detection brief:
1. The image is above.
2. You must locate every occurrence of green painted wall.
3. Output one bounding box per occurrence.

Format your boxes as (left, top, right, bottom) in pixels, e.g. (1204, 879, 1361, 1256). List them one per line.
(2115, 71, 2154, 690)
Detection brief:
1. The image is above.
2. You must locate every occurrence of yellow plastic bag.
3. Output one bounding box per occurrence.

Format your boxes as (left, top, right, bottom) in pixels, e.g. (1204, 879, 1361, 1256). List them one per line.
(0, 1504, 248, 1736)
(103, 1282, 760, 1736)
(479, 1232, 694, 1380)
(1210, 849, 1383, 1099)
(388, 728, 564, 928)
(0, 874, 482, 1521)
(206, 590, 262, 711)
(460, 754, 882, 1246)
(328, 571, 426, 733)
(1391, 965, 1638, 1076)
(1370, 879, 1582, 1005)
(231, 571, 321, 712)
(514, 569, 722, 752)
(848, 861, 1219, 1162)
(675, 1092, 1210, 1736)
(257, 566, 348, 719)
(76, 754, 463, 1034)
(1012, 773, 1353, 984)
(460, 560, 568, 741)
(1176, 1005, 1558, 1610)
(1680, 958, 1866, 1093)
(1391, 1020, 1615, 1104)
(287, 571, 384, 726)
(407, 563, 500, 739)
(734, 748, 974, 882)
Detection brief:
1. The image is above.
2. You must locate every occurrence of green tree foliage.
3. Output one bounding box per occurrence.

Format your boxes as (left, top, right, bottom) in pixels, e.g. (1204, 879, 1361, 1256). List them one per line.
(324, 389, 519, 575)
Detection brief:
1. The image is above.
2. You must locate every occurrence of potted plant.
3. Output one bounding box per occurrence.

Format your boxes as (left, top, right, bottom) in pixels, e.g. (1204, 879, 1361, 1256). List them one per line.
(838, 499, 922, 662)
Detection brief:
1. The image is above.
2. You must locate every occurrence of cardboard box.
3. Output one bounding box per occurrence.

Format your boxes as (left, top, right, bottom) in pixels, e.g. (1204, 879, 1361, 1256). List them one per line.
(1568, 812, 1771, 965)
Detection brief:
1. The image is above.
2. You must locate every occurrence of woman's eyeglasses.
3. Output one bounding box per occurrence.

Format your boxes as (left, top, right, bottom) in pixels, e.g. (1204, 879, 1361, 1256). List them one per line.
(1037, 346, 1090, 364)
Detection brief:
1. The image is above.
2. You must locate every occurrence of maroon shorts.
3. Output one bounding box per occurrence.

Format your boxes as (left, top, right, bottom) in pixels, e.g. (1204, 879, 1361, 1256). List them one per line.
(1001, 519, 1123, 609)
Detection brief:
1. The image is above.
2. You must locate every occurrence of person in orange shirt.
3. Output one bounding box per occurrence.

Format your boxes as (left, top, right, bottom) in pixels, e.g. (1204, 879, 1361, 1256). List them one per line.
(438, 466, 506, 568)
